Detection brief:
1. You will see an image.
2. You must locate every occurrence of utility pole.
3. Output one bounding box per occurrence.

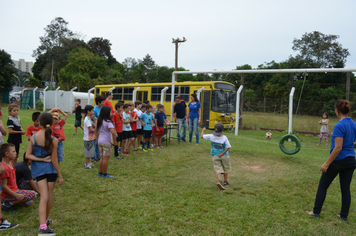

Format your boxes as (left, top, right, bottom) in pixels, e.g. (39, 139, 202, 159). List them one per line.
(172, 37, 187, 82)
(50, 60, 54, 90)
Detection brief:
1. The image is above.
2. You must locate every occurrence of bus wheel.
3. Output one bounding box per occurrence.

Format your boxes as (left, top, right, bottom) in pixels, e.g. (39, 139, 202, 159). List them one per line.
(279, 134, 301, 155)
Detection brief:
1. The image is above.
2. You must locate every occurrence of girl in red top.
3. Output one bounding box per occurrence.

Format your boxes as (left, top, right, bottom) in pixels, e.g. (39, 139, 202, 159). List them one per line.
(112, 102, 123, 158)
(104, 92, 114, 113)
(128, 102, 139, 151)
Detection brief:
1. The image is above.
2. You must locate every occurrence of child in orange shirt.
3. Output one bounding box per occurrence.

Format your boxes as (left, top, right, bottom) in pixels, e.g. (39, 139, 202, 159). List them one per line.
(49, 108, 67, 163)
(26, 112, 41, 141)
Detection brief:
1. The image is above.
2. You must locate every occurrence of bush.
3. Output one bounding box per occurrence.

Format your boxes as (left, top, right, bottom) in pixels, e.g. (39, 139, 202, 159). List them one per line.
(36, 100, 43, 111)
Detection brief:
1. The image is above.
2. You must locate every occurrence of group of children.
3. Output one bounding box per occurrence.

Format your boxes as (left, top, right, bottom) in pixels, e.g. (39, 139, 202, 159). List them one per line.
(0, 95, 234, 234)
(0, 104, 66, 234)
(79, 95, 170, 178)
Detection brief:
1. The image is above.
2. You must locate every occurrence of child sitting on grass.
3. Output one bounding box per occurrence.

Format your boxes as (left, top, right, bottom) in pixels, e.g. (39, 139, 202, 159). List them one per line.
(0, 143, 37, 210)
(26, 112, 41, 141)
(201, 122, 231, 190)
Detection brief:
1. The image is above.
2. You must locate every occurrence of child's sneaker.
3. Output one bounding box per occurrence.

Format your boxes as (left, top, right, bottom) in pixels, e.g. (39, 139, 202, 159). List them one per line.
(115, 155, 123, 159)
(217, 180, 226, 190)
(97, 173, 102, 177)
(118, 147, 122, 152)
(1, 202, 16, 212)
(158, 145, 163, 148)
(85, 164, 92, 169)
(148, 148, 154, 151)
(0, 219, 18, 231)
(223, 181, 230, 187)
(102, 173, 114, 178)
(155, 145, 160, 148)
(38, 227, 56, 235)
(134, 148, 138, 151)
(142, 148, 148, 152)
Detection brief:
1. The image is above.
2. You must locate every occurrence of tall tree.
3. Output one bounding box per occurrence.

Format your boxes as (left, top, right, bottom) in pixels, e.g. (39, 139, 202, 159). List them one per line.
(292, 31, 350, 68)
(0, 49, 16, 90)
(88, 37, 117, 66)
(140, 54, 155, 83)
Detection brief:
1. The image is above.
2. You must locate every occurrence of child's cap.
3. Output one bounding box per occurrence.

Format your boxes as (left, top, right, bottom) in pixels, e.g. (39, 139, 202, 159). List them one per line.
(52, 112, 61, 120)
(213, 122, 224, 136)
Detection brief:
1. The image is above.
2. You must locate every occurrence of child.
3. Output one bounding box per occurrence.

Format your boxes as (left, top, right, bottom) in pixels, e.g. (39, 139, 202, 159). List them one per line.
(112, 102, 124, 159)
(93, 95, 106, 163)
(154, 104, 169, 148)
(0, 157, 18, 230)
(128, 102, 139, 151)
(83, 105, 96, 169)
(316, 113, 329, 147)
(134, 101, 143, 150)
(139, 104, 154, 152)
(201, 122, 232, 190)
(95, 106, 117, 178)
(7, 104, 26, 164)
(49, 108, 68, 163)
(14, 153, 41, 194)
(121, 104, 134, 156)
(151, 106, 156, 148)
(0, 118, 7, 146)
(73, 99, 83, 135)
(26, 112, 41, 141)
(0, 144, 37, 209)
(25, 112, 63, 235)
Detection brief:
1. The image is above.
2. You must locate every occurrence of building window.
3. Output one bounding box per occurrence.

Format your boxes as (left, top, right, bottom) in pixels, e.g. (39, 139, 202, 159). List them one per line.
(151, 86, 165, 101)
(180, 86, 190, 102)
(123, 87, 134, 100)
(112, 88, 122, 100)
(165, 86, 179, 102)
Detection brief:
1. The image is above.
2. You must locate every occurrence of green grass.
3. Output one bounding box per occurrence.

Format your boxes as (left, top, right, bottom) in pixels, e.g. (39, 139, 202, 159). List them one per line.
(242, 112, 339, 134)
(2, 107, 356, 235)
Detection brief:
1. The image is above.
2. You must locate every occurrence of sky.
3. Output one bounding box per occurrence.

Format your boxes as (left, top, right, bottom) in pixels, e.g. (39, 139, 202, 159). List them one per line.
(1, 0, 356, 72)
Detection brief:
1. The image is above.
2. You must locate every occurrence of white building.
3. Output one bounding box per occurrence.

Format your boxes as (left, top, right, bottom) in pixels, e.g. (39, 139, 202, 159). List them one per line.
(13, 59, 34, 76)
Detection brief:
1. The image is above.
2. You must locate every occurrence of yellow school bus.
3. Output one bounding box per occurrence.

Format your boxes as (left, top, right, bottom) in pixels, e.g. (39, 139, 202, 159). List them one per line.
(95, 81, 236, 129)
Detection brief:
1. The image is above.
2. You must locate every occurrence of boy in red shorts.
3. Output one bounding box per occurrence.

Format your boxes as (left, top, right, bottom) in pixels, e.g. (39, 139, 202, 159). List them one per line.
(154, 104, 169, 148)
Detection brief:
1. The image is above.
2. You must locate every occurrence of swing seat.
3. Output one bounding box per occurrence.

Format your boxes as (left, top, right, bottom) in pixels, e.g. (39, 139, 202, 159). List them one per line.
(279, 134, 301, 155)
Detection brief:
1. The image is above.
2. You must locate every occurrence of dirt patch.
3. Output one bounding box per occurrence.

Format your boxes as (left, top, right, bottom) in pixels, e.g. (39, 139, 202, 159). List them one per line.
(241, 164, 265, 172)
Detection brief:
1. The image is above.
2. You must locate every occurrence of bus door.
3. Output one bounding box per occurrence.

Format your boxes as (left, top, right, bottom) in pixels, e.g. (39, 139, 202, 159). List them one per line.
(201, 91, 211, 129)
(137, 90, 148, 102)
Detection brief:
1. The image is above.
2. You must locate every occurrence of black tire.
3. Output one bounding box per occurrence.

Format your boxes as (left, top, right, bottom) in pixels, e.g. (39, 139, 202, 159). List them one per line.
(279, 134, 301, 155)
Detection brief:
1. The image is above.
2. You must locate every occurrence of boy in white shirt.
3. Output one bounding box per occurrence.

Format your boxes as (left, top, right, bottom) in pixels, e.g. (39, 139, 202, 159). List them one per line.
(201, 122, 231, 190)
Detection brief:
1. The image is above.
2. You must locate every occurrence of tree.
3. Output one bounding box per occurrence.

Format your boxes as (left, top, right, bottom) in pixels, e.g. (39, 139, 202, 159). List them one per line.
(32, 17, 84, 88)
(140, 54, 155, 83)
(88, 37, 117, 66)
(292, 31, 350, 68)
(13, 71, 30, 87)
(58, 48, 109, 91)
(0, 49, 16, 90)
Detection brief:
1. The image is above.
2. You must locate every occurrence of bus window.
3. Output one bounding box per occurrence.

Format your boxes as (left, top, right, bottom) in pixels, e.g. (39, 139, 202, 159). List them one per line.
(165, 87, 179, 102)
(113, 88, 122, 100)
(95, 88, 100, 96)
(123, 87, 134, 100)
(151, 86, 165, 101)
(211, 90, 236, 113)
(180, 86, 190, 102)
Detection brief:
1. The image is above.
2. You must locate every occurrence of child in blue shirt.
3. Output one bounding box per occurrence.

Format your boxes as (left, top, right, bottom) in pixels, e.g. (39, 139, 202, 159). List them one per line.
(201, 122, 231, 191)
(139, 105, 153, 152)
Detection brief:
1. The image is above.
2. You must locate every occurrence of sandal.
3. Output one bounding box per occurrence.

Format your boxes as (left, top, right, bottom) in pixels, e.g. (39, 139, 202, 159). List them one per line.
(306, 211, 320, 217)
(336, 214, 347, 222)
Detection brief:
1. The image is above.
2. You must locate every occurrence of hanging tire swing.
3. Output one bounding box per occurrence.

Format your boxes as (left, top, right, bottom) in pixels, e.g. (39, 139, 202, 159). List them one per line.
(279, 134, 301, 155)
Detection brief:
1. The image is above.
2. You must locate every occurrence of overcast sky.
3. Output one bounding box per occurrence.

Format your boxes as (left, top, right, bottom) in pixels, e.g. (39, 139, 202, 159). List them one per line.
(1, 0, 355, 72)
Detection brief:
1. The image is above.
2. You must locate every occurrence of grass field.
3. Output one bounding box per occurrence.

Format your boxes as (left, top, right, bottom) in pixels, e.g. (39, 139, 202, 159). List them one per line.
(2, 107, 356, 235)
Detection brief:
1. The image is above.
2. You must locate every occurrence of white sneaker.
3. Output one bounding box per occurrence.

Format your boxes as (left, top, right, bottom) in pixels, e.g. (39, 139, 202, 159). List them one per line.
(0, 219, 18, 231)
(85, 164, 92, 169)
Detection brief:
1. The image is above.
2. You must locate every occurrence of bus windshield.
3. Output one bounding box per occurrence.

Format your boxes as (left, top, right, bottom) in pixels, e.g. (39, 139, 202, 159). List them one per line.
(211, 90, 236, 113)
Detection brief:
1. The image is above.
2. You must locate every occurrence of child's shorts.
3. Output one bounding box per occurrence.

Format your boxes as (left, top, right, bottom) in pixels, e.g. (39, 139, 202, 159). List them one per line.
(99, 143, 112, 156)
(57, 141, 64, 162)
(212, 155, 231, 174)
(1, 190, 37, 206)
(143, 130, 152, 139)
(132, 130, 137, 138)
(116, 132, 123, 142)
(123, 131, 134, 141)
(155, 126, 164, 136)
(137, 128, 143, 135)
(75, 120, 82, 127)
(84, 140, 94, 158)
(152, 127, 156, 136)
